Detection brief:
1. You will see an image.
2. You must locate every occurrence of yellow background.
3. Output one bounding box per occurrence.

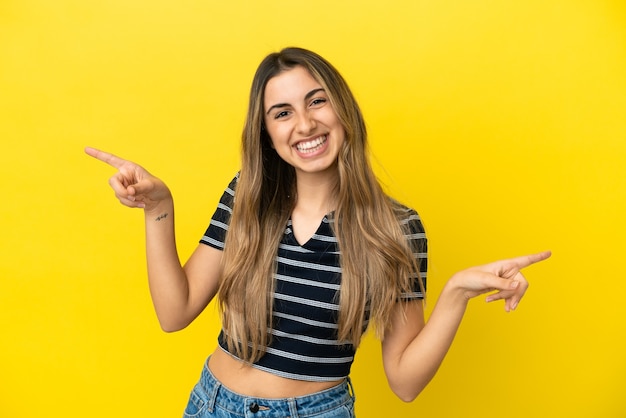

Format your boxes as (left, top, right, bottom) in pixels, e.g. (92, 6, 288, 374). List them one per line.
(1, 0, 625, 416)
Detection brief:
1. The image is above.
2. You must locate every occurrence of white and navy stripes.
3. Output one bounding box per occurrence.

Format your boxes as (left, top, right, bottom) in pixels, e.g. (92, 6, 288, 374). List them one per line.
(200, 174, 427, 382)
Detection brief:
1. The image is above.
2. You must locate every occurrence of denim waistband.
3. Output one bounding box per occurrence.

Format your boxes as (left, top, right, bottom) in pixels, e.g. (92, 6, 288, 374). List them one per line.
(197, 360, 355, 417)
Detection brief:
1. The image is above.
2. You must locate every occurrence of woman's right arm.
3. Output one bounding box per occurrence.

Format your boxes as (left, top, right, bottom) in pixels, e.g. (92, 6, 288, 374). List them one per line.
(85, 147, 222, 331)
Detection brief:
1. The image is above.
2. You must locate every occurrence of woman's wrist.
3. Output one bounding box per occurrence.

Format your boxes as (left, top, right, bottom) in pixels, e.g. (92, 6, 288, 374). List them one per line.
(144, 196, 174, 220)
(440, 274, 472, 307)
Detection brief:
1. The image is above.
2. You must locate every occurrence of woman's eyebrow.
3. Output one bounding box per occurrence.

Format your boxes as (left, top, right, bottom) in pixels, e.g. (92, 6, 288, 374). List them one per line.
(304, 88, 325, 101)
(265, 88, 326, 115)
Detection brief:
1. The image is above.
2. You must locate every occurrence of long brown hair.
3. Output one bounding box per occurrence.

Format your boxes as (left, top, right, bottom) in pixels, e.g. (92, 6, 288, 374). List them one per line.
(218, 47, 424, 362)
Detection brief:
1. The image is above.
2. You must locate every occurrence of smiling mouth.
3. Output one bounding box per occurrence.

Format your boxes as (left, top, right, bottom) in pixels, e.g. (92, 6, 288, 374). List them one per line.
(295, 135, 327, 153)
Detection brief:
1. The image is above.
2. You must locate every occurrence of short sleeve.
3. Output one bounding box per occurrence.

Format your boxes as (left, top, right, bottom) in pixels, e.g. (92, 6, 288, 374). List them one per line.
(199, 173, 239, 251)
(399, 206, 428, 299)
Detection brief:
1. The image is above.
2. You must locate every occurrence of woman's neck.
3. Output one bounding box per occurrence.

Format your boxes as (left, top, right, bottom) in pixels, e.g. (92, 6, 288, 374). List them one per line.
(294, 170, 338, 216)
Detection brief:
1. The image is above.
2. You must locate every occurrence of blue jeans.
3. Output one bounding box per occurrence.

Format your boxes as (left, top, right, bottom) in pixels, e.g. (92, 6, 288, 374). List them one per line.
(183, 360, 356, 418)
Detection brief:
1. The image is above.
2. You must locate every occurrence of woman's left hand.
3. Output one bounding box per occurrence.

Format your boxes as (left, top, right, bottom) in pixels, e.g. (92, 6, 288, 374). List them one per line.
(449, 251, 551, 312)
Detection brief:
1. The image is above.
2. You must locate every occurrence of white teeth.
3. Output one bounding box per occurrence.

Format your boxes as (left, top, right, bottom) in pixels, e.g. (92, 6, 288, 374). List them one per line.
(295, 135, 327, 153)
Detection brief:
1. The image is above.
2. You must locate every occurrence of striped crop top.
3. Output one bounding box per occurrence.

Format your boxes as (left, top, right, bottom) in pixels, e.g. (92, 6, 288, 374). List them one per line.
(200, 174, 428, 382)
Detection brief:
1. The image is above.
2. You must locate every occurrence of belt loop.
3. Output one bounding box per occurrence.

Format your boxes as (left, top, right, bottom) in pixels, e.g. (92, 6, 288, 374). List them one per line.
(287, 398, 299, 418)
(206, 375, 220, 413)
(346, 377, 356, 401)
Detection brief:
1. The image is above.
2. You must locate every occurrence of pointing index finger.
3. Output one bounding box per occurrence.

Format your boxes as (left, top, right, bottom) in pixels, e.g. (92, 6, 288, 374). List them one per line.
(84, 146, 127, 169)
(513, 251, 552, 269)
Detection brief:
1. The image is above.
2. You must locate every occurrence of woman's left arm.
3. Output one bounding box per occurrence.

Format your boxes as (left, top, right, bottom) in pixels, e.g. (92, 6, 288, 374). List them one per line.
(381, 251, 551, 402)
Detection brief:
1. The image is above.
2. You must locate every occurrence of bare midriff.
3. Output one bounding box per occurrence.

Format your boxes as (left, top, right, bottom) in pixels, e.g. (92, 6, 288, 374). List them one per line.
(208, 347, 344, 398)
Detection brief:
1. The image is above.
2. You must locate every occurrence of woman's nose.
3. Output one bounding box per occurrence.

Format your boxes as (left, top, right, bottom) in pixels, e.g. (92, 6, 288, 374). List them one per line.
(295, 111, 316, 134)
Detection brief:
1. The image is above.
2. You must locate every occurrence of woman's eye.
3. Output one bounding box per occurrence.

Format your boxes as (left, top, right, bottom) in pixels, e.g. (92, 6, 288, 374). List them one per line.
(274, 111, 289, 119)
(311, 98, 326, 106)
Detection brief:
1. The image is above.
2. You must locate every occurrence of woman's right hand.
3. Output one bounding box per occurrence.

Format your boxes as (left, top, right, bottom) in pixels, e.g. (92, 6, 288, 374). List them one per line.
(85, 147, 172, 213)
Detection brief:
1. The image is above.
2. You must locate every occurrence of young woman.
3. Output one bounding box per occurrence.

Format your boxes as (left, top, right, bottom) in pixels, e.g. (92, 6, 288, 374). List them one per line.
(86, 47, 550, 418)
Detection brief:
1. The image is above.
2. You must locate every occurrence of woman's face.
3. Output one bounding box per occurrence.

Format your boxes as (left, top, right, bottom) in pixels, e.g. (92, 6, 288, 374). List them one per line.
(263, 66, 345, 178)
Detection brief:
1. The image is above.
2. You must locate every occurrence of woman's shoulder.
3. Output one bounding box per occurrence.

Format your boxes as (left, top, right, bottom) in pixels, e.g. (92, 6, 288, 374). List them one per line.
(222, 171, 240, 196)
(390, 199, 421, 218)
(228, 171, 240, 188)
(390, 199, 425, 235)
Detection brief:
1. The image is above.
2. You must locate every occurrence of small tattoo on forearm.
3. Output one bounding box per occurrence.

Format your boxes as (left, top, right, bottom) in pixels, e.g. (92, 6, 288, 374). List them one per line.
(155, 213, 169, 221)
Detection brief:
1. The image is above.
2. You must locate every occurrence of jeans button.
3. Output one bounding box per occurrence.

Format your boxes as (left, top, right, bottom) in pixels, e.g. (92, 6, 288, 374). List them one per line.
(249, 402, 259, 413)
